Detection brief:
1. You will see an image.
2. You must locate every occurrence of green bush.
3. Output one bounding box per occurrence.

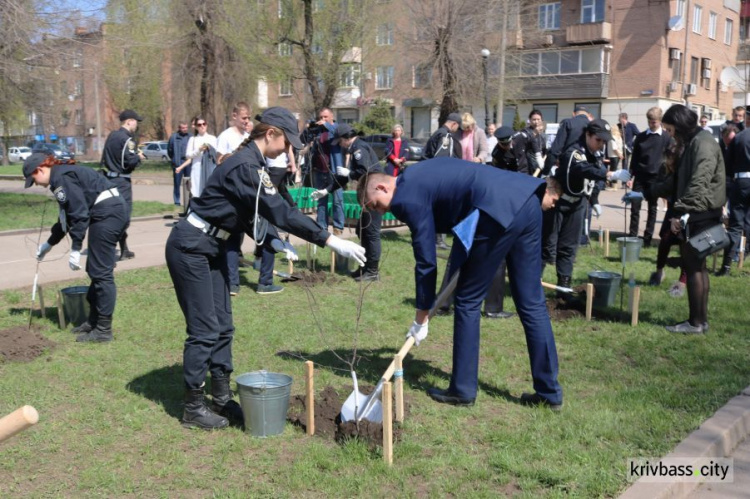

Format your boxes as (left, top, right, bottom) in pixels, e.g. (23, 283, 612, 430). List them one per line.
(357, 98, 397, 136)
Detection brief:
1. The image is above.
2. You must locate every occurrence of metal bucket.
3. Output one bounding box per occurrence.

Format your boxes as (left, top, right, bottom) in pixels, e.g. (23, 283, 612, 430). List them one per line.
(60, 286, 89, 327)
(588, 271, 622, 308)
(236, 371, 292, 437)
(617, 237, 643, 264)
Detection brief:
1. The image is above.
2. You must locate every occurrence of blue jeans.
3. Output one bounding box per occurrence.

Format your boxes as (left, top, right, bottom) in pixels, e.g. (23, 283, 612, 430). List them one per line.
(313, 171, 344, 230)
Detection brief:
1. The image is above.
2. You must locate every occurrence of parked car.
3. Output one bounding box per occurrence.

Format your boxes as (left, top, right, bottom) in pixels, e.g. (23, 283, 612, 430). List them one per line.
(31, 143, 75, 161)
(141, 141, 169, 161)
(361, 134, 425, 161)
(8, 146, 32, 163)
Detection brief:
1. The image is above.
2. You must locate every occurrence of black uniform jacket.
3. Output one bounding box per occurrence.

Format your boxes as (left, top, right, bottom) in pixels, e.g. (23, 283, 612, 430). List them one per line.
(554, 138, 608, 199)
(47, 165, 119, 251)
(190, 142, 329, 247)
(101, 127, 141, 174)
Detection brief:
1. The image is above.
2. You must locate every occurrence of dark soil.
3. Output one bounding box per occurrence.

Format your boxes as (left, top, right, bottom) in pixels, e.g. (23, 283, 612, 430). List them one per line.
(546, 297, 585, 321)
(284, 271, 344, 286)
(287, 385, 405, 448)
(0, 325, 55, 362)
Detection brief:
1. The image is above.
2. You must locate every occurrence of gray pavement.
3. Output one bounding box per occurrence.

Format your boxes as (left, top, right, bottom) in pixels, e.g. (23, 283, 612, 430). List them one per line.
(3, 177, 749, 498)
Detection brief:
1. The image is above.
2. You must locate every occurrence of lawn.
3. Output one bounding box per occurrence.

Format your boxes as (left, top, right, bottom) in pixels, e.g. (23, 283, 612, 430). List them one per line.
(0, 234, 749, 497)
(0, 160, 171, 176)
(0, 193, 175, 232)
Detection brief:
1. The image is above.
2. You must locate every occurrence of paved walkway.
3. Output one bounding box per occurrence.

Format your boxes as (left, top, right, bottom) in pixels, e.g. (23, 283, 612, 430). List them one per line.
(2, 177, 749, 498)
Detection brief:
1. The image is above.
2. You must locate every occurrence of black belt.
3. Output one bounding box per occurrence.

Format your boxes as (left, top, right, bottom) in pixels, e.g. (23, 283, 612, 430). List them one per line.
(106, 171, 131, 179)
(186, 212, 231, 240)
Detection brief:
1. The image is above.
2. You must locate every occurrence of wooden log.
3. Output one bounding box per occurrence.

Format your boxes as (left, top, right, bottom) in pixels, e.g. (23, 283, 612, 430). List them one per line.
(394, 355, 404, 423)
(604, 229, 610, 258)
(585, 283, 594, 321)
(305, 361, 314, 436)
(631, 286, 641, 327)
(383, 381, 393, 465)
(0, 406, 39, 443)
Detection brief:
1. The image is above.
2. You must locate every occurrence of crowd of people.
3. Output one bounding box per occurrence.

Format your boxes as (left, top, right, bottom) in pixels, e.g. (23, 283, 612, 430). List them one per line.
(22, 98, 744, 429)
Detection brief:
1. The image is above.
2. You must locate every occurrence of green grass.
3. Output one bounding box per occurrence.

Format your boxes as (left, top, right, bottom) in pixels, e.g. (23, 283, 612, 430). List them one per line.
(0, 160, 171, 176)
(1, 235, 749, 497)
(0, 193, 175, 232)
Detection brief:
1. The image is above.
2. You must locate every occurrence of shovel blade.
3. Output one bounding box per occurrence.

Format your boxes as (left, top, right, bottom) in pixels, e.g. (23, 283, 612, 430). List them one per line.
(340, 390, 383, 423)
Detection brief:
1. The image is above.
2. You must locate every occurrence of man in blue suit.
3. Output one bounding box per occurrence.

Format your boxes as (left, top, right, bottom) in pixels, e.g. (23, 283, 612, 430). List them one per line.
(358, 158, 564, 409)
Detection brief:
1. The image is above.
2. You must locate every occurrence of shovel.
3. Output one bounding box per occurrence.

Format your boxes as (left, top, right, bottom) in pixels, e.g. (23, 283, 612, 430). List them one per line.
(541, 280, 578, 296)
(340, 270, 461, 423)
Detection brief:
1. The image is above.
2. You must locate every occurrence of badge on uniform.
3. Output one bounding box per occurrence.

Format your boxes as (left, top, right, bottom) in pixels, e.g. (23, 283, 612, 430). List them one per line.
(354, 150, 362, 161)
(573, 151, 586, 161)
(127, 139, 136, 152)
(258, 170, 276, 195)
(54, 186, 67, 203)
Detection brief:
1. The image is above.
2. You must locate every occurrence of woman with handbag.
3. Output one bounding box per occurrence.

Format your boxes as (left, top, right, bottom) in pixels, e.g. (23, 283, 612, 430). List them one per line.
(654, 105, 726, 334)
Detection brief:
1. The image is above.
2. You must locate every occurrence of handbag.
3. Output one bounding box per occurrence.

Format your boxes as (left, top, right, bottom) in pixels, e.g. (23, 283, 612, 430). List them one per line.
(686, 223, 730, 259)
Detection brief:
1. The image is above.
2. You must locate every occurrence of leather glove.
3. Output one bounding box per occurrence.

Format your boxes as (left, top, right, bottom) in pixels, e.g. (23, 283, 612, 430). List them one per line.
(336, 166, 351, 178)
(69, 250, 81, 271)
(36, 242, 52, 261)
(621, 191, 644, 204)
(609, 169, 632, 182)
(406, 320, 429, 346)
(270, 239, 299, 261)
(592, 204, 602, 218)
(326, 235, 366, 267)
(311, 188, 328, 201)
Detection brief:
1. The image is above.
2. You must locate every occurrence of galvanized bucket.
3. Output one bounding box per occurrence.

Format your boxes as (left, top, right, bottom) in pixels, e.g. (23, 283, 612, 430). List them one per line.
(61, 285, 90, 327)
(588, 271, 622, 308)
(617, 237, 643, 264)
(236, 371, 292, 437)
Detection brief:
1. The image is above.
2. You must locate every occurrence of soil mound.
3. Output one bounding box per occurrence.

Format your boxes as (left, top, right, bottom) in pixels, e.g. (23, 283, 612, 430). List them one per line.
(0, 325, 55, 362)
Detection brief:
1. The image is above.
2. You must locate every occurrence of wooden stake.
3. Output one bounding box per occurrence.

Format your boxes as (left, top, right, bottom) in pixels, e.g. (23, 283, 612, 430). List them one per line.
(604, 229, 610, 257)
(56, 290, 66, 329)
(288, 259, 293, 276)
(37, 285, 45, 320)
(305, 361, 314, 436)
(330, 250, 336, 275)
(585, 283, 594, 321)
(394, 355, 404, 423)
(306, 242, 312, 270)
(0, 406, 39, 444)
(630, 286, 641, 327)
(740, 235, 746, 270)
(383, 381, 393, 465)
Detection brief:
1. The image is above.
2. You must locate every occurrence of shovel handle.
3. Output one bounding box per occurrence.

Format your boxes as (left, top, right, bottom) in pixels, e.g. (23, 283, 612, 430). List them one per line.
(541, 281, 575, 294)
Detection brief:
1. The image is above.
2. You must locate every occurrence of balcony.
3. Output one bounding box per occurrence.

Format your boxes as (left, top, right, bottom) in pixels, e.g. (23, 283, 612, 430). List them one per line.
(566, 22, 611, 45)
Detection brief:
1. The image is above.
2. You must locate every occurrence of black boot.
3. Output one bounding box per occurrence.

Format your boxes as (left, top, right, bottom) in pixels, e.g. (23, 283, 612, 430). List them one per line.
(72, 310, 99, 334)
(182, 388, 229, 430)
(556, 275, 572, 299)
(76, 315, 113, 343)
(210, 374, 244, 424)
(715, 265, 731, 277)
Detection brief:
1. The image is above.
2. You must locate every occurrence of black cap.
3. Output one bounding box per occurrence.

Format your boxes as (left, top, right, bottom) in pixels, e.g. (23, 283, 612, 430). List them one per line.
(586, 118, 612, 141)
(259, 107, 304, 149)
(331, 123, 359, 145)
(22, 153, 51, 188)
(119, 109, 143, 122)
(494, 126, 514, 142)
(574, 105, 588, 113)
(446, 112, 461, 124)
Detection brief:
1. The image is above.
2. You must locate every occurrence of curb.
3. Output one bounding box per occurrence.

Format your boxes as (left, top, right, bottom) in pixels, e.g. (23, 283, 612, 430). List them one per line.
(619, 386, 750, 498)
(0, 214, 172, 238)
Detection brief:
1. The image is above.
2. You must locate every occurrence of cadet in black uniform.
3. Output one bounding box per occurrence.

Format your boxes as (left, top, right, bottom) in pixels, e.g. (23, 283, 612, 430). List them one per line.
(331, 124, 384, 281)
(543, 105, 591, 174)
(544, 119, 631, 292)
(165, 107, 366, 430)
(422, 112, 462, 160)
(512, 109, 545, 175)
(490, 126, 518, 171)
(25, 153, 128, 343)
(101, 109, 144, 260)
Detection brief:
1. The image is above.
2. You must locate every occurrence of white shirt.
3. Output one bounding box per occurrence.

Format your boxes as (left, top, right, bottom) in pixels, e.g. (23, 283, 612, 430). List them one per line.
(216, 127, 249, 155)
(646, 127, 663, 136)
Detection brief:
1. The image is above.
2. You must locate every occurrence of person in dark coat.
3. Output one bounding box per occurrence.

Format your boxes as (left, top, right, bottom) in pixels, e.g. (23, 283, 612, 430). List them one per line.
(543, 106, 591, 173)
(25, 153, 128, 343)
(165, 107, 366, 430)
(422, 112, 462, 160)
(359, 158, 564, 410)
(167, 121, 190, 207)
(384, 124, 409, 176)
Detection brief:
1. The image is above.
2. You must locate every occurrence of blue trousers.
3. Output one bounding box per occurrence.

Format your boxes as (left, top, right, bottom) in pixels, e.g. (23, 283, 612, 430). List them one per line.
(225, 232, 244, 288)
(172, 166, 189, 205)
(313, 171, 344, 230)
(259, 241, 277, 286)
(448, 195, 562, 404)
(165, 220, 234, 389)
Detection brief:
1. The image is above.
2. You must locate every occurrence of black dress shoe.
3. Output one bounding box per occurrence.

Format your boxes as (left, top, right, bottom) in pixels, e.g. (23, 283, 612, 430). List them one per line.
(427, 387, 475, 406)
(485, 311, 515, 319)
(520, 392, 562, 411)
(715, 265, 731, 277)
(435, 307, 452, 316)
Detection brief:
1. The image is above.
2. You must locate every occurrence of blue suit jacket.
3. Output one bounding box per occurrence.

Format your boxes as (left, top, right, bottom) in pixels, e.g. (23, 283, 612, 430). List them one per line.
(390, 158, 546, 309)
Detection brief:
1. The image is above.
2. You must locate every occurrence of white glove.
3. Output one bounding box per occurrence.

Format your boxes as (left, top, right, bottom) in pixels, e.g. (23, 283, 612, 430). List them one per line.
(326, 235, 366, 267)
(592, 204, 602, 218)
(336, 166, 351, 178)
(406, 320, 429, 346)
(534, 152, 544, 169)
(36, 242, 52, 261)
(610, 169, 631, 182)
(271, 239, 299, 261)
(69, 250, 81, 271)
(311, 188, 328, 201)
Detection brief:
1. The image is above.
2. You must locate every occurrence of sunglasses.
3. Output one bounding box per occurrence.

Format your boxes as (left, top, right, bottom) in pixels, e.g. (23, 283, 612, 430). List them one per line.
(195, 122, 207, 127)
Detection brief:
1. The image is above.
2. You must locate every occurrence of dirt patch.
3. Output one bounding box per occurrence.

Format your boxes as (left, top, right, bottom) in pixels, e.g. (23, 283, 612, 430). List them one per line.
(287, 385, 405, 448)
(546, 297, 585, 321)
(0, 325, 55, 362)
(284, 271, 344, 286)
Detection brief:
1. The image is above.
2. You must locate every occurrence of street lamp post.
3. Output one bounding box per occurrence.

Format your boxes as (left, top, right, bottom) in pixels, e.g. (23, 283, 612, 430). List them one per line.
(481, 48, 491, 129)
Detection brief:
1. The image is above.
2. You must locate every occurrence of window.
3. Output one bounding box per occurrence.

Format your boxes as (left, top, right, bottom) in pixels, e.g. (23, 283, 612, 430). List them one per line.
(74, 81, 83, 97)
(72, 49, 83, 68)
(278, 0, 290, 18)
(278, 42, 292, 57)
(671, 56, 682, 82)
(581, 0, 604, 24)
(690, 56, 699, 84)
(376, 66, 394, 89)
(574, 103, 600, 118)
(580, 50, 601, 73)
(708, 12, 717, 39)
(538, 3, 560, 30)
(279, 78, 293, 96)
(337, 109, 359, 124)
(75, 109, 82, 125)
(376, 23, 394, 46)
(413, 64, 432, 88)
(519, 48, 605, 76)
(311, 35, 323, 55)
(532, 104, 558, 123)
(725, 19, 734, 45)
(692, 5, 702, 34)
(312, 0, 324, 12)
(339, 64, 361, 88)
(676, 0, 685, 17)
(541, 52, 560, 75)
